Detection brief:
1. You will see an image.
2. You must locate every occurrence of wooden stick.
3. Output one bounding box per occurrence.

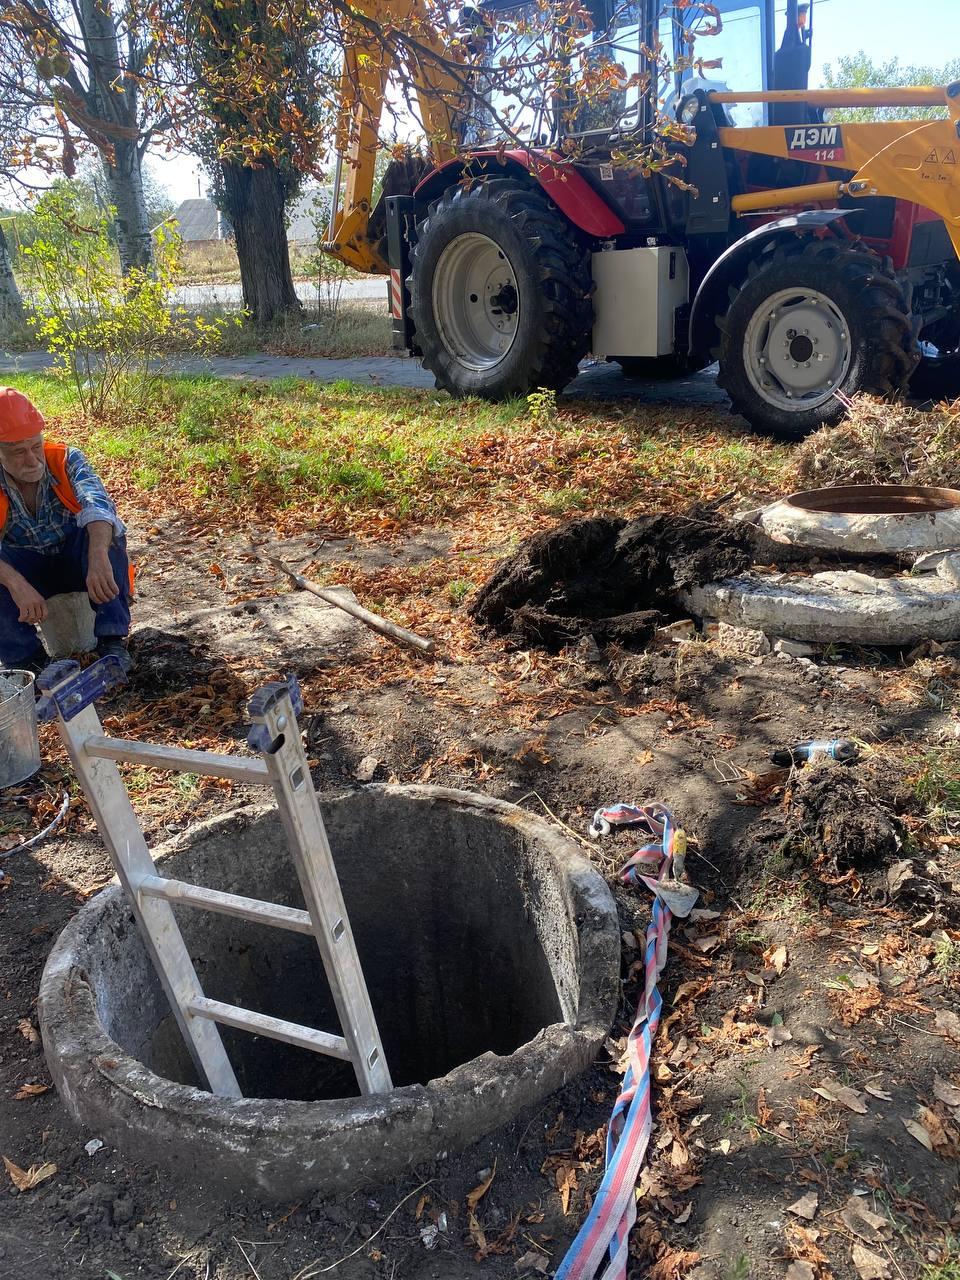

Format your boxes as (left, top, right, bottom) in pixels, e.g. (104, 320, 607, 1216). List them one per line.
(256, 548, 435, 655)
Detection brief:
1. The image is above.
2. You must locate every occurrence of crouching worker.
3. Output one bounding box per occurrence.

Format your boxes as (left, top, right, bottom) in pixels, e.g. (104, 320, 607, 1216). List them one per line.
(0, 386, 132, 674)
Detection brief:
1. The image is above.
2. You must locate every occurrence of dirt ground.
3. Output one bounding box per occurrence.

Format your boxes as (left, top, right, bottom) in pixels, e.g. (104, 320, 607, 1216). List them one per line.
(2, 499, 959, 1280)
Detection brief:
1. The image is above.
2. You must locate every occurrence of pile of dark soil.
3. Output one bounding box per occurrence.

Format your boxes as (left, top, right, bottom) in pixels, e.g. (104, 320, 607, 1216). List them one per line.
(128, 628, 224, 697)
(470, 507, 757, 650)
(785, 759, 901, 872)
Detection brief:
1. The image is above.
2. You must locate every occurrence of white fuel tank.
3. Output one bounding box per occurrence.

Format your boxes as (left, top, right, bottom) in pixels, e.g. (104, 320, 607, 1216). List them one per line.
(591, 246, 690, 359)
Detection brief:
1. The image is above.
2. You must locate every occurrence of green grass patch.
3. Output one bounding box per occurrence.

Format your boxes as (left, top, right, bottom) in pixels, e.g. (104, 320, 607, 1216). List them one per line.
(10, 372, 791, 530)
(923, 1243, 960, 1280)
(908, 747, 960, 833)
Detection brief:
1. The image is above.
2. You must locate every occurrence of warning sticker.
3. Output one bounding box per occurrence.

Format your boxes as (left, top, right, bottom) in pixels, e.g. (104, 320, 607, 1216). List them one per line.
(785, 124, 846, 163)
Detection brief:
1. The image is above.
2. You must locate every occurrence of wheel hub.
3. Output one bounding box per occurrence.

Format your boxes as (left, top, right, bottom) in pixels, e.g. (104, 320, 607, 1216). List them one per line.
(432, 233, 520, 372)
(744, 287, 852, 411)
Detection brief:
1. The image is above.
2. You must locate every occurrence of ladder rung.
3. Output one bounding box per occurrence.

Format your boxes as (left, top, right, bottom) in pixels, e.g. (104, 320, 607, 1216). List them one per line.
(84, 735, 269, 784)
(138, 875, 314, 935)
(187, 997, 351, 1059)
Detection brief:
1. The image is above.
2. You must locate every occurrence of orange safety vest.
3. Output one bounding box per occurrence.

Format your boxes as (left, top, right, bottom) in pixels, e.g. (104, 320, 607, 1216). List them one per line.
(0, 442, 135, 595)
(0, 441, 81, 533)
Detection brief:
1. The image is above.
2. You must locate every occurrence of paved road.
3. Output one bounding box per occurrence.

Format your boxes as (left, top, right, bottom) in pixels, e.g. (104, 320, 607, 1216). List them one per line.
(0, 347, 728, 406)
(171, 278, 389, 307)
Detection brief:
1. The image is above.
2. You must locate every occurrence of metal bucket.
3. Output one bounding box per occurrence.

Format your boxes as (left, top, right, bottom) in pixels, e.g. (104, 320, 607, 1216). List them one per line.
(0, 670, 41, 788)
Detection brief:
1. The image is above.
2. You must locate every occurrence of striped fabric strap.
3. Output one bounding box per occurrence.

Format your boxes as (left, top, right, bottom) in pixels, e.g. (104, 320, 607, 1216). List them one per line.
(555, 807, 679, 1280)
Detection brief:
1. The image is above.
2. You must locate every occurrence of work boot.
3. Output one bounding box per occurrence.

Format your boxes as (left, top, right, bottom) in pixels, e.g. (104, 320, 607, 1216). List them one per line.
(96, 636, 133, 674)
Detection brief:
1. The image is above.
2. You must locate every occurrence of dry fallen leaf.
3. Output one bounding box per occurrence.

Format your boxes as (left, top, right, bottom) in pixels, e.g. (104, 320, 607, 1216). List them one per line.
(841, 1196, 892, 1245)
(902, 1117, 934, 1151)
(763, 943, 789, 976)
(933, 1076, 960, 1109)
(786, 1263, 816, 1280)
(673, 1202, 693, 1224)
(786, 1191, 819, 1221)
(14, 1083, 50, 1100)
(813, 1082, 868, 1114)
(647, 1247, 701, 1280)
(935, 1009, 960, 1041)
(851, 1243, 891, 1280)
(864, 1085, 892, 1101)
(16, 1019, 39, 1045)
(556, 1164, 578, 1216)
(514, 1251, 549, 1275)
(787, 1222, 829, 1265)
(918, 1107, 950, 1151)
(467, 1162, 497, 1212)
(2, 1156, 57, 1191)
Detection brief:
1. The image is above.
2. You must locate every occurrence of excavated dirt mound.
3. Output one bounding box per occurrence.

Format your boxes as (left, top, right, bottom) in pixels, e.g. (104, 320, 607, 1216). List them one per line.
(785, 760, 901, 872)
(470, 507, 758, 650)
(128, 628, 226, 697)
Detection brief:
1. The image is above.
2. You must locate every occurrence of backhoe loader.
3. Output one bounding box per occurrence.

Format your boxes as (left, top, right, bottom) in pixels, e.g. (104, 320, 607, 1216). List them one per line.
(323, 0, 960, 438)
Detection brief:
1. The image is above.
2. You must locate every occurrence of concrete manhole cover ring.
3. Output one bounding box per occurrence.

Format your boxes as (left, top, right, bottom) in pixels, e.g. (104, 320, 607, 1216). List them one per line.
(39, 786, 620, 1199)
(762, 484, 960, 555)
(683, 552, 960, 646)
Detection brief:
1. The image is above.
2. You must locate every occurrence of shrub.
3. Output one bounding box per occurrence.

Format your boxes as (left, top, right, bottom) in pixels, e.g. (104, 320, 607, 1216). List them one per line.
(21, 186, 233, 418)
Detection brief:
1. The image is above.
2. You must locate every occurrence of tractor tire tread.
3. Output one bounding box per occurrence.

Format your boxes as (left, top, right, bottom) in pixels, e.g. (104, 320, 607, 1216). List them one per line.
(409, 179, 592, 399)
(716, 239, 918, 439)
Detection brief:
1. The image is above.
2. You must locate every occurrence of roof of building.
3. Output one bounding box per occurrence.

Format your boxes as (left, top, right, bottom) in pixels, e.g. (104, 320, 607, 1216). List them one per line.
(169, 197, 221, 241)
(168, 188, 329, 245)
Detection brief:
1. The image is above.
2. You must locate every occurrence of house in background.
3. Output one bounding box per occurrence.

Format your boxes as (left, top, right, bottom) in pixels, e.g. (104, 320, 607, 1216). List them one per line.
(167, 189, 328, 249)
(165, 198, 231, 246)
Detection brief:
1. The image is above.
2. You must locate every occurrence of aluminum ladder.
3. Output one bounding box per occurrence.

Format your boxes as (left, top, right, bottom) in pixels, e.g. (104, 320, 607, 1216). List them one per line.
(37, 658, 392, 1098)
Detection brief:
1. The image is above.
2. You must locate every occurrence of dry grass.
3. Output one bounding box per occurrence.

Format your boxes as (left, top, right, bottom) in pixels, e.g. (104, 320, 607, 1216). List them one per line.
(176, 240, 357, 286)
(177, 239, 244, 285)
(790, 394, 960, 490)
(204, 299, 392, 358)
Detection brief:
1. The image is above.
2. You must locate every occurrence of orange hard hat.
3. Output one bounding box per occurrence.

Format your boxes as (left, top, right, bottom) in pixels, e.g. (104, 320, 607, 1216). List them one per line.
(0, 386, 45, 443)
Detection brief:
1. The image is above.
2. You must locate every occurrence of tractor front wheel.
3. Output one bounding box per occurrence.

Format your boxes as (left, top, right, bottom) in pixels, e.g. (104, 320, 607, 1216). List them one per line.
(717, 240, 917, 440)
(408, 179, 593, 400)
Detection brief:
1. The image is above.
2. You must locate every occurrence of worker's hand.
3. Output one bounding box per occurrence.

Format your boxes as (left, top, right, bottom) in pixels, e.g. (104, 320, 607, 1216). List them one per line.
(8, 578, 48, 625)
(86, 554, 119, 606)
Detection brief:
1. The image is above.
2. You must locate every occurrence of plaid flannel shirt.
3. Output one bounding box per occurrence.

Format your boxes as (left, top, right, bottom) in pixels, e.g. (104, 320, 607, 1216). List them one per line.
(0, 446, 125, 555)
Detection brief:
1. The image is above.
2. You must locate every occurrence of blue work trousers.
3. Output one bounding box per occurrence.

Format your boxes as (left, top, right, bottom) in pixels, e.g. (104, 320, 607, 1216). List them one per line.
(0, 525, 131, 664)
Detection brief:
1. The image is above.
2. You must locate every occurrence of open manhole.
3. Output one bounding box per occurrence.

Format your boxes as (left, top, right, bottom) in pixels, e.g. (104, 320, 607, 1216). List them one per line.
(39, 786, 619, 1198)
(761, 484, 960, 554)
(785, 484, 960, 517)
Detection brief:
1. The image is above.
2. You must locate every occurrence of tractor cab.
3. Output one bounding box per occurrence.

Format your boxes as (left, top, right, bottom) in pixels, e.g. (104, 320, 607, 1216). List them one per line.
(467, 0, 807, 145)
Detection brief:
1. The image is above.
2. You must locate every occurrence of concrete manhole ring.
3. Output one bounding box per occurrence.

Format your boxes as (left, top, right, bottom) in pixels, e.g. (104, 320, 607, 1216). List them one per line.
(683, 553, 960, 646)
(39, 785, 620, 1198)
(760, 484, 960, 555)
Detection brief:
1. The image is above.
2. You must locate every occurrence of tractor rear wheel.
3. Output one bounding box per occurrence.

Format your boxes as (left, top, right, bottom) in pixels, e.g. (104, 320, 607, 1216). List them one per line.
(408, 180, 592, 400)
(717, 240, 917, 440)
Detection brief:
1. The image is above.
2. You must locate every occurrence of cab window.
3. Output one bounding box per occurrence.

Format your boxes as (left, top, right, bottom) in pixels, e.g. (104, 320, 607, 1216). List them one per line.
(677, 1, 769, 128)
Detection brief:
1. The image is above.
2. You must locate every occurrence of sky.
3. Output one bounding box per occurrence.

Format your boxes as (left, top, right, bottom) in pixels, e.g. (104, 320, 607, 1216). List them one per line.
(145, 0, 959, 205)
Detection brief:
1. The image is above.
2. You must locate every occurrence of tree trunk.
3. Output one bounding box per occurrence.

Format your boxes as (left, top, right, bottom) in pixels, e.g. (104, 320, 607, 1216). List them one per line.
(101, 138, 152, 273)
(220, 159, 300, 325)
(78, 0, 152, 273)
(0, 224, 24, 325)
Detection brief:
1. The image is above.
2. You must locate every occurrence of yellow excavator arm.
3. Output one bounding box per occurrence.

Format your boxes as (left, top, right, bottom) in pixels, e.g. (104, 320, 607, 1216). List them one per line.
(324, 0, 464, 274)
